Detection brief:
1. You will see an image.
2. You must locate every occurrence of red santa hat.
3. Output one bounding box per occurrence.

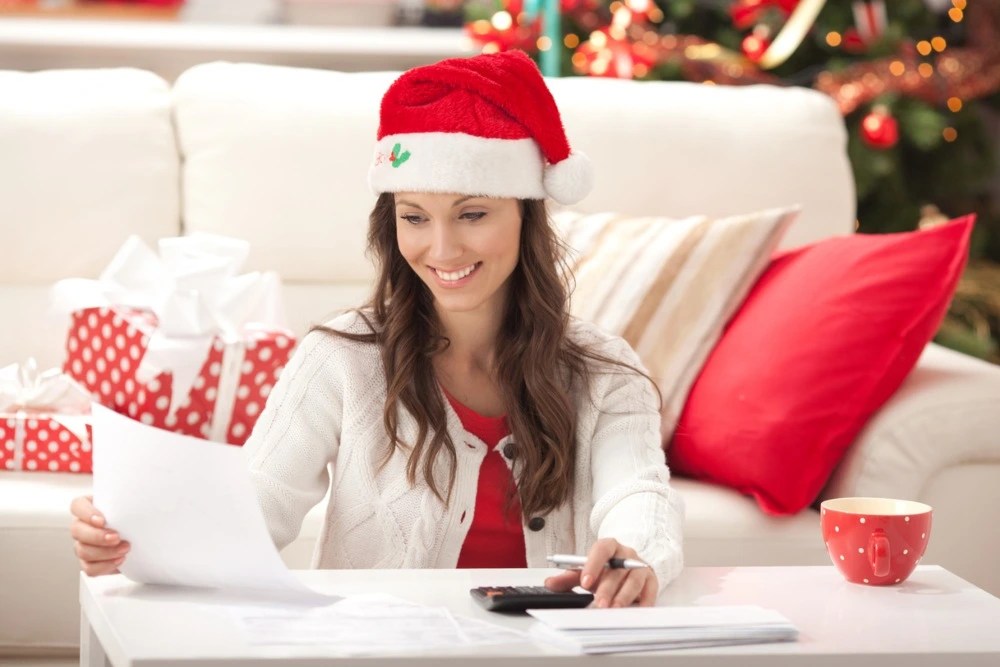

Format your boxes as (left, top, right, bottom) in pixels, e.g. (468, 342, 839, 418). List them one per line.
(368, 50, 593, 205)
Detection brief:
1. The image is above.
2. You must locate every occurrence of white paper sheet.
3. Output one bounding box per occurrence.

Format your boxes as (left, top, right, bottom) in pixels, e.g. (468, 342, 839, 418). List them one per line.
(90, 404, 333, 604)
(527, 605, 798, 654)
(527, 605, 795, 630)
(233, 593, 531, 653)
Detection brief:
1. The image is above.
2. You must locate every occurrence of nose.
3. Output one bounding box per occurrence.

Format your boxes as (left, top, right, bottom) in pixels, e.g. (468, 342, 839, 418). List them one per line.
(429, 220, 462, 264)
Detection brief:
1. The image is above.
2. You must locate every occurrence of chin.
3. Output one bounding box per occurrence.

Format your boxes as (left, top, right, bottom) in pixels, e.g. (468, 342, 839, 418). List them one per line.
(433, 296, 486, 313)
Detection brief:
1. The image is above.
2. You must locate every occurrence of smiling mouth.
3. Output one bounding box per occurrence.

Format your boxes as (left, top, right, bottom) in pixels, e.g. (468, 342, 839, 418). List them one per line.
(430, 262, 481, 282)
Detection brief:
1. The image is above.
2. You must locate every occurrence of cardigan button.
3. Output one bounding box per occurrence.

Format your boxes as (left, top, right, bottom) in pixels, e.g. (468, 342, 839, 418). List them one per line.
(502, 442, 516, 459)
(528, 516, 545, 532)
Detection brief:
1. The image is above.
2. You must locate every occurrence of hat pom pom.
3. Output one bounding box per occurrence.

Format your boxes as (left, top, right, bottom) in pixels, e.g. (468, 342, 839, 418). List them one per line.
(544, 151, 593, 205)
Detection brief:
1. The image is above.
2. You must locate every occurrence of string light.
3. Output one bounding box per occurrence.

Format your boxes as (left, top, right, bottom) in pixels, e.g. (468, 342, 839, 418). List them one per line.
(826, 31, 842, 47)
(947, 97, 963, 112)
(949, 7, 964, 22)
(942, 127, 958, 142)
(471, 20, 491, 36)
(612, 6, 632, 31)
(889, 60, 906, 76)
(590, 30, 608, 49)
(918, 63, 935, 78)
(931, 36, 947, 52)
(564, 34, 580, 49)
(916, 40, 932, 56)
(491, 11, 513, 32)
(537, 36, 552, 51)
(953, 0, 966, 9)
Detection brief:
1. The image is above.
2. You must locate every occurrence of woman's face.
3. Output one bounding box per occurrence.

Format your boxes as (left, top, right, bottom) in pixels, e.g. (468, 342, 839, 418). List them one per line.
(394, 192, 522, 317)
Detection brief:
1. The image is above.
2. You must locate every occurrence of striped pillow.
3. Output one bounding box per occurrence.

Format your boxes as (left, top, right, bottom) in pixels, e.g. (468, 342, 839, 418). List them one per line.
(553, 207, 799, 444)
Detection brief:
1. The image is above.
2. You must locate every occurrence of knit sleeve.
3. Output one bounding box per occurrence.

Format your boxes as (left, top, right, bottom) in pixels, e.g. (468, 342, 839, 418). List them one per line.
(587, 339, 685, 594)
(242, 329, 345, 551)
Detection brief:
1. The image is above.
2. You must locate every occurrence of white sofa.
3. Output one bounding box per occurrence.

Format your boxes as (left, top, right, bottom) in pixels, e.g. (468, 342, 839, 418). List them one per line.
(1, 62, 999, 657)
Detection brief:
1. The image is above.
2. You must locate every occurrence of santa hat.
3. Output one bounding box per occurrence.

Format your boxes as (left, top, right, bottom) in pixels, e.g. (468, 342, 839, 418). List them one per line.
(368, 50, 593, 205)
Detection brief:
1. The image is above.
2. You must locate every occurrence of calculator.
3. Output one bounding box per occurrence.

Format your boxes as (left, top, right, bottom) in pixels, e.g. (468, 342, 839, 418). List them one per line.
(470, 585, 594, 612)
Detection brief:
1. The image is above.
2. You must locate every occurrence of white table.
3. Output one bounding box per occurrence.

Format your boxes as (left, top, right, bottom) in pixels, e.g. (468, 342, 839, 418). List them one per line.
(80, 565, 1000, 666)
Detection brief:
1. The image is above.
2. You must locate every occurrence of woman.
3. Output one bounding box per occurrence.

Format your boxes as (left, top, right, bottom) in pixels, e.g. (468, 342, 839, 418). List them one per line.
(70, 50, 684, 608)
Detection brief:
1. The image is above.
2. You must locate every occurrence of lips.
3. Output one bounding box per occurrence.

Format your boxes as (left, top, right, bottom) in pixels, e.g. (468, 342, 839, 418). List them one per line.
(429, 261, 481, 287)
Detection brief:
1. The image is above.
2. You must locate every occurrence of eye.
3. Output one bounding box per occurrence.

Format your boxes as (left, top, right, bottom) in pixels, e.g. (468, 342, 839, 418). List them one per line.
(400, 214, 424, 225)
(460, 212, 487, 222)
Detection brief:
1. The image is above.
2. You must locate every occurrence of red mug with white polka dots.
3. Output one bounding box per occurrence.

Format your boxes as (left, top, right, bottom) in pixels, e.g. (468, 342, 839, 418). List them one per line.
(820, 497, 932, 585)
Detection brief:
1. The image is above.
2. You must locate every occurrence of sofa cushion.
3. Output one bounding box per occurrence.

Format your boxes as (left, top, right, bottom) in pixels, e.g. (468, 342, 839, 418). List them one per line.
(554, 207, 797, 440)
(669, 217, 975, 515)
(671, 477, 827, 567)
(0, 68, 179, 285)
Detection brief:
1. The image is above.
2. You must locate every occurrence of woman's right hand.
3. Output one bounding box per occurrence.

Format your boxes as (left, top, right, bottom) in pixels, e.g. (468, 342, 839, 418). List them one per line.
(69, 495, 130, 576)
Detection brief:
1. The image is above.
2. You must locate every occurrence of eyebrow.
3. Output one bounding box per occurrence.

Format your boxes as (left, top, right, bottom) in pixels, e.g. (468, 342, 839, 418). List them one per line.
(395, 196, 481, 210)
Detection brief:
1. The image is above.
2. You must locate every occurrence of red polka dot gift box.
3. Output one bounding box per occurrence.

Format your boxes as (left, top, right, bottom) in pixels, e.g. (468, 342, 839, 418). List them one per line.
(0, 361, 93, 473)
(63, 306, 294, 446)
(0, 413, 93, 473)
(53, 234, 296, 446)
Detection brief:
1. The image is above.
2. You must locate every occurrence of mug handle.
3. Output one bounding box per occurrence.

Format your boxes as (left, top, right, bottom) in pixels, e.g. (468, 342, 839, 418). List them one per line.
(869, 530, 890, 577)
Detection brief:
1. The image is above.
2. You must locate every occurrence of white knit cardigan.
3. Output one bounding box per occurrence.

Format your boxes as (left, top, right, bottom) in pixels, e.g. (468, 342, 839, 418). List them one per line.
(243, 310, 685, 592)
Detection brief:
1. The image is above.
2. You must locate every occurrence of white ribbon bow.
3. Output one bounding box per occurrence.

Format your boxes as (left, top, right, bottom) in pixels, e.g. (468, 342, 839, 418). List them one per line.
(0, 359, 93, 470)
(0, 358, 92, 415)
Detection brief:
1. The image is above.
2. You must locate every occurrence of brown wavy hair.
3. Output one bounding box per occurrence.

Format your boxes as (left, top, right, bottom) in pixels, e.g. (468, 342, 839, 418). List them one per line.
(314, 193, 658, 518)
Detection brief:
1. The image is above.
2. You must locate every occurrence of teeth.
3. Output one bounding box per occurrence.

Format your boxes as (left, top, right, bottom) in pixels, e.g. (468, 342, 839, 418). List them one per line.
(435, 263, 477, 282)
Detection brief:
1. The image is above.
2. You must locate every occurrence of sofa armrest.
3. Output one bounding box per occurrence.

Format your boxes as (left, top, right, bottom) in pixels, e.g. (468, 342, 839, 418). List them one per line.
(821, 342, 1000, 502)
(820, 342, 1000, 596)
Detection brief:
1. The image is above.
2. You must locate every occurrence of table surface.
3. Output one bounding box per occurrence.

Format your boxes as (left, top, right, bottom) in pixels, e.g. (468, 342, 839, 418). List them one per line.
(80, 565, 1000, 666)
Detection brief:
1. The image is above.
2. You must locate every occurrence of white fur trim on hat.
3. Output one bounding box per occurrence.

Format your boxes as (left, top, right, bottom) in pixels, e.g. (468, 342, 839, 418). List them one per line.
(368, 132, 547, 199)
(544, 151, 593, 205)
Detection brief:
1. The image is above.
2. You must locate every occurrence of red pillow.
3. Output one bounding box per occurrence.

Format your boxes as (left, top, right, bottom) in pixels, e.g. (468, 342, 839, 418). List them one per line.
(668, 216, 975, 515)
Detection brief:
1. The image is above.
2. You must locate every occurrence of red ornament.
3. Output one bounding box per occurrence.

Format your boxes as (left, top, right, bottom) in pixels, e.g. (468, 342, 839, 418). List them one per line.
(741, 26, 772, 62)
(860, 106, 899, 149)
(841, 27, 868, 54)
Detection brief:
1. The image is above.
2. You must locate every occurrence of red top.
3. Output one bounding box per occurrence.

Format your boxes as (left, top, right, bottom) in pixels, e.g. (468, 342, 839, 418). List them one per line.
(444, 389, 527, 568)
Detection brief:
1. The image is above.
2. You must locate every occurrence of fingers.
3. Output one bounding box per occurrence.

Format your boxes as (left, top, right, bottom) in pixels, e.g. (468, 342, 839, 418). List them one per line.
(80, 554, 127, 578)
(69, 516, 120, 548)
(70, 494, 126, 577)
(579, 538, 619, 591)
(609, 570, 649, 608)
(593, 567, 629, 607)
(73, 532, 130, 563)
(638, 574, 658, 607)
(70, 494, 105, 527)
(581, 539, 659, 607)
(544, 570, 581, 592)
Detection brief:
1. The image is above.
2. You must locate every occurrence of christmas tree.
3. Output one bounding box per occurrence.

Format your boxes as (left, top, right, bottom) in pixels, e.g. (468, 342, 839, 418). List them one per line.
(465, 0, 1000, 362)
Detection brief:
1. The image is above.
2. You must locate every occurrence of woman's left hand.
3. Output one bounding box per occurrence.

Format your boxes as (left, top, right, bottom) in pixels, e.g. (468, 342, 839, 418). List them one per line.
(543, 537, 658, 607)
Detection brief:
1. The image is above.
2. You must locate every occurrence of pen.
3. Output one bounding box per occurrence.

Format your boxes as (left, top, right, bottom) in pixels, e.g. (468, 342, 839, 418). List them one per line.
(547, 554, 649, 570)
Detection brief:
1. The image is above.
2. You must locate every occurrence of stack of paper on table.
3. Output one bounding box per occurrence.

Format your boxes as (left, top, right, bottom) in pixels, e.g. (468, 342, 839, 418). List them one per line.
(528, 605, 798, 654)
